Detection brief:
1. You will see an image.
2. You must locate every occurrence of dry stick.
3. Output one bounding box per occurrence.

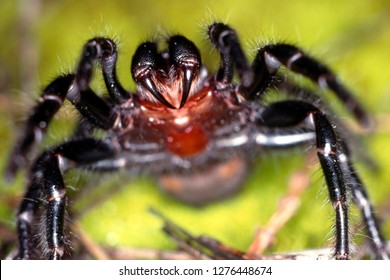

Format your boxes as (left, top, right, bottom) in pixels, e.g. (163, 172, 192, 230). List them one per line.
(247, 152, 315, 255)
(105, 246, 195, 260)
(72, 222, 110, 260)
(151, 208, 332, 260)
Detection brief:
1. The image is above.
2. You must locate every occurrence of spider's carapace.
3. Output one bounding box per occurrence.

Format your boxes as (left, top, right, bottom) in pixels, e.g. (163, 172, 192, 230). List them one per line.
(127, 83, 251, 204)
(134, 83, 243, 157)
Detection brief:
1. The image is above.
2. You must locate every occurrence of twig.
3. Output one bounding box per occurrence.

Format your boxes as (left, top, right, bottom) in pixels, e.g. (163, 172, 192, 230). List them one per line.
(248, 152, 315, 255)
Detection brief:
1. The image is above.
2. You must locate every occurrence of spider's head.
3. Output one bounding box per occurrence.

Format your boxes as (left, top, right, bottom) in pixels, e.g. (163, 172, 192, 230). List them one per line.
(131, 35, 203, 109)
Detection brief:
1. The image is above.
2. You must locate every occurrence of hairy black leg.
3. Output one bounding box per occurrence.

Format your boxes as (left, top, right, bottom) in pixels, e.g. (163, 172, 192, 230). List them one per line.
(275, 79, 378, 170)
(352, 184, 389, 259)
(337, 144, 389, 259)
(41, 153, 67, 260)
(249, 44, 371, 128)
(15, 180, 41, 259)
(71, 87, 117, 129)
(5, 75, 74, 180)
(70, 38, 127, 128)
(6, 76, 116, 180)
(208, 23, 253, 87)
(6, 39, 124, 180)
(78, 38, 130, 104)
(15, 138, 117, 259)
(257, 101, 352, 259)
(258, 102, 388, 259)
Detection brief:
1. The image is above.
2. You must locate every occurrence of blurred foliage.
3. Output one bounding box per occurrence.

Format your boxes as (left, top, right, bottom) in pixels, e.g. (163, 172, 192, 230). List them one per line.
(0, 0, 390, 259)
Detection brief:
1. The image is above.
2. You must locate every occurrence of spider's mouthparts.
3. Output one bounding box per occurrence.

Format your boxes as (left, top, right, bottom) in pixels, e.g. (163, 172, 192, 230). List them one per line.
(169, 35, 201, 109)
(177, 60, 201, 108)
(131, 35, 202, 109)
(140, 74, 177, 109)
(135, 72, 196, 109)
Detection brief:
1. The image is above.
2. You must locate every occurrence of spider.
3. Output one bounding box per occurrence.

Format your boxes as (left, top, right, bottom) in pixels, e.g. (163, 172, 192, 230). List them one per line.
(4, 22, 389, 260)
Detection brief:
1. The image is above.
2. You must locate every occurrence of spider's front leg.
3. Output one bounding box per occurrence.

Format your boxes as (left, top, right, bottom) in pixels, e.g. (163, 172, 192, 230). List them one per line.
(256, 100, 388, 259)
(16, 138, 117, 259)
(207, 22, 370, 128)
(5, 37, 127, 180)
(249, 44, 371, 128)
(208, 22, 253, 87)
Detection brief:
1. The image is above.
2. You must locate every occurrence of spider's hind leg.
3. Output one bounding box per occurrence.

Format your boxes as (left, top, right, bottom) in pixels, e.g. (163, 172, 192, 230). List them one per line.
(256, 100, 388, 259)
(338, 144, 389, 260)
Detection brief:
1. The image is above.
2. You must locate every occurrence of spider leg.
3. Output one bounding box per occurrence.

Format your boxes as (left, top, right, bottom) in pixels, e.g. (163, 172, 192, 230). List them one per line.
(255, 100, 386, 259)
(5, 38, 126, 180)
(15, 178, 41, 260)
(15, 138, 117, 259)
(338, 144, 389, 260)
(274, 79, 378, 170)
(75, 37, 130, 103)
(208, 22, 253, 87)
(249, 44, 371, 128)
(5, 74, 73, 180)
(206, 23, 369, 128)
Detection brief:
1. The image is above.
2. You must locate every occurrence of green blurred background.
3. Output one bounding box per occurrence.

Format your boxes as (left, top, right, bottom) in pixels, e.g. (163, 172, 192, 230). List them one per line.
(0, 0, 390, 259)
